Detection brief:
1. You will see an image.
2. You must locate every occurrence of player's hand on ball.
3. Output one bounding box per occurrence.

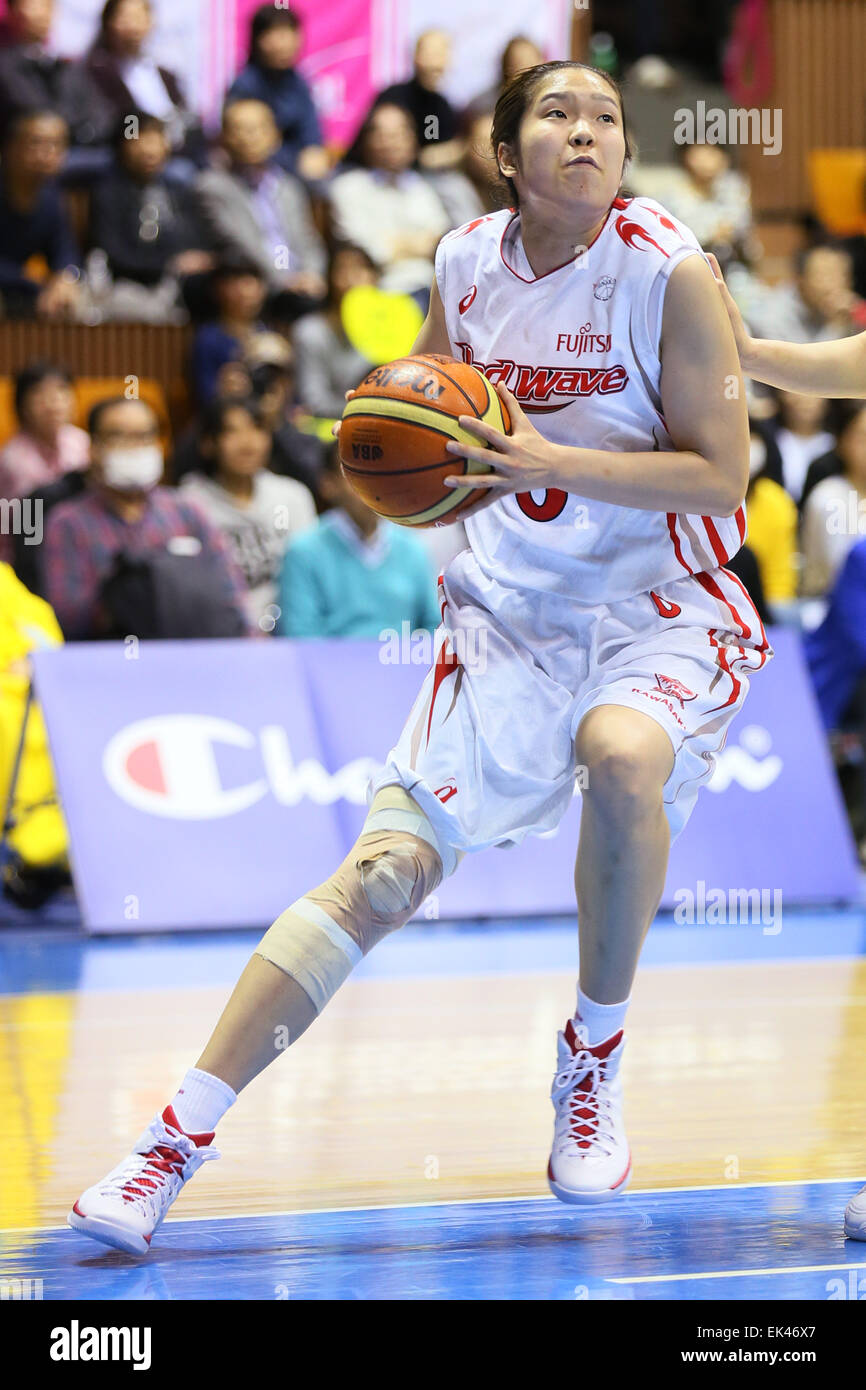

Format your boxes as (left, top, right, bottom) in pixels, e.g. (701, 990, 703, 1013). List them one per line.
(331, 389, 356, 440)
(444, 383, 559, 498)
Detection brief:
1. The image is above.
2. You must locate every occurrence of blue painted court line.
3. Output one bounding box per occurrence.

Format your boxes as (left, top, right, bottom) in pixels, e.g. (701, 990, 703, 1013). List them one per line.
(2, 907, 866, 996)
(2, 1180, 864, 1301)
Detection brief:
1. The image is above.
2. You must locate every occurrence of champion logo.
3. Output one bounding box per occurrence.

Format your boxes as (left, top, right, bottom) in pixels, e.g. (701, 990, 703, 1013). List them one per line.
(458, 285, 477, 314)
(652, 673, 697, 706)
(434, 779, 458, 803)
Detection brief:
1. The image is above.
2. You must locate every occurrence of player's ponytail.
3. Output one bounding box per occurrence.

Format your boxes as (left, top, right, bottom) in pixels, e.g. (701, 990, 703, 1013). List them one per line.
(490, 61, 634, 208)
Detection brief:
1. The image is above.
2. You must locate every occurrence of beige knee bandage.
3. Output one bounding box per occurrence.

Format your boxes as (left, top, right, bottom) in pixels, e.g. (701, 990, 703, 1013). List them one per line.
(256, 786, 446, 1012)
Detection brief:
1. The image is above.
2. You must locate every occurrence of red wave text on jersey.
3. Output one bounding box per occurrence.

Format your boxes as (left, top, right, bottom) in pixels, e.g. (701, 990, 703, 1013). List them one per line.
(455, 341, 628, 412)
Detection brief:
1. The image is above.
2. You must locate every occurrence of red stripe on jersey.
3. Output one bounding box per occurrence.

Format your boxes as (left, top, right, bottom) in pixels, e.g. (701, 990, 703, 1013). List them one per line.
(701, 516, 730, 566)
(425, 638, 460, 746)
(706, 629, 742, 711)
(693, 569, 751, 641)
(734, 505, 746, 545)
(666, 513, 694, 574)
(720, 565, 770, 655)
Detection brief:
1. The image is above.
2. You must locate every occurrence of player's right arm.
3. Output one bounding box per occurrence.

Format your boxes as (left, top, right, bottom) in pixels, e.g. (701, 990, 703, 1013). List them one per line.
(707, 252, 866, 398)
(408, 276, 452, 357)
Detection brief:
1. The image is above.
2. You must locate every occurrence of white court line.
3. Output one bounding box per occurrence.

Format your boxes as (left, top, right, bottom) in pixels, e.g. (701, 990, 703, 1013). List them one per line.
(609, 1262, 866, 1284)
(3, 1174, 864, 1237)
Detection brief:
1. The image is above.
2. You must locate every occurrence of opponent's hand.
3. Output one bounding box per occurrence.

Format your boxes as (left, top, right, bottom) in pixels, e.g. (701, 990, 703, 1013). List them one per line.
(443, 382, 561, 498)
(706, 253, 752, 360)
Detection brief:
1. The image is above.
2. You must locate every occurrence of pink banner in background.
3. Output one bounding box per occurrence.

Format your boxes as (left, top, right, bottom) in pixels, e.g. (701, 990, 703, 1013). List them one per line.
(233, 0, 379, 147)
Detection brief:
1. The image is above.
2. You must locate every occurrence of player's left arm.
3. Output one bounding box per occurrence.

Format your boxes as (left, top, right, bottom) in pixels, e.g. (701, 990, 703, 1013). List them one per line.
(446, 254, 749, 516)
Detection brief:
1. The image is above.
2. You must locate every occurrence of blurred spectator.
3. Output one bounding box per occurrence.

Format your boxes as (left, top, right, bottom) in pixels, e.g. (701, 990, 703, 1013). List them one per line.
(195, 99, 327, 316)
(279, 442, 440, 637)
(805, 539, 866, 856)
(0, 108, 80, 319)
(801, 403, 866, 596)
(41, 397, 250, 640)
(67, 0, 204, 169)
(375, 30, 463, 171)
(246, 338, 325, 497)
(329, 103, 450, 300)
(191, 258, 269, 407)
(225, 4, 328, 182)
(741, 423, 797, 607)
(632, 142, 754, 268)
(0, 362, 89, 501)
(83, 112, 213, 323)
(292, 243, 378, 418)
(423, 108, 498, 226)
(766, 390, 836, 505)
(180, 396, 316, 628)
(0, 0, 77, 141)
(464, 35, 544, 120)
(731, 243, 866, 348)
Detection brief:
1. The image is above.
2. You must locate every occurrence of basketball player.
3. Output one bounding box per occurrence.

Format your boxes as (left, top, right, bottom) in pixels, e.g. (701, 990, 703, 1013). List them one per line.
(708, 254, 866, 1242)
(69, 61, 771, 1255)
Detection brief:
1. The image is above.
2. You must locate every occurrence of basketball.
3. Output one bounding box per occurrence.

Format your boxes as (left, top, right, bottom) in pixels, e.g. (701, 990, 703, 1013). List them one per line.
(338, 354, 511, 527)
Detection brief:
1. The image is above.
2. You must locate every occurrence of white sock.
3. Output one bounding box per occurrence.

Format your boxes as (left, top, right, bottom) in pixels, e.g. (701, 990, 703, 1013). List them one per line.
(170, 1068, 237, 1135)
(575, 985, 630, 1046)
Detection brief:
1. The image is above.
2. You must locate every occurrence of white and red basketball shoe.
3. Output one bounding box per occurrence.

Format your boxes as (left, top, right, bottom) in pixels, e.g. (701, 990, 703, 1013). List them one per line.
(844, 1185, 866, 1240)
(547, 1019, 632, 1204)
(68, 1105, 220, 1254)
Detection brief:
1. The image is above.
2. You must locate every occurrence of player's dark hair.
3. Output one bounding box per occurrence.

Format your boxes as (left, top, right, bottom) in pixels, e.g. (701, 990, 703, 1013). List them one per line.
(14, 361, 73, 420)
(490, 61, 634, 208)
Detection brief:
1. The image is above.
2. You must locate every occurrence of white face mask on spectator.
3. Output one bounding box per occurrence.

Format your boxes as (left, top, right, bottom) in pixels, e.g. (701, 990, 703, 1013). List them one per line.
(101, 446, 164, 492)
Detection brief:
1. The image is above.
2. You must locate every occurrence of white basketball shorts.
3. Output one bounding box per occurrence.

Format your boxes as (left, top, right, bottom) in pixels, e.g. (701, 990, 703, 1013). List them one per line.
(367, 547, 773, 879)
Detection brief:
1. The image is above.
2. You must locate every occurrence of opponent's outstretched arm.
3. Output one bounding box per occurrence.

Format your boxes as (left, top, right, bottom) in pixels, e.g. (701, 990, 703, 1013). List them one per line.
(707, 252, 866, 399)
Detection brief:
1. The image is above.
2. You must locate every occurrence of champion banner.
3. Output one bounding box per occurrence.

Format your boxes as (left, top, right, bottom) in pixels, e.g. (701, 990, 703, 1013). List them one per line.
(31, 629, 859, 932)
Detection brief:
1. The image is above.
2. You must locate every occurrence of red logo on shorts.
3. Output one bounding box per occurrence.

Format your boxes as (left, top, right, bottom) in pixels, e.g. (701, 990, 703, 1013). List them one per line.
(650, 590, 682, 619)
(458, 285, 477, 314)
(434, 779, 458, 803)
(652, 673, 696, 706)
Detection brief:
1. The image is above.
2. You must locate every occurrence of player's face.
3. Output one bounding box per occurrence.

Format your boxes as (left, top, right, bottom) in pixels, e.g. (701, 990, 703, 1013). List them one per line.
(503, 71, 625, 215)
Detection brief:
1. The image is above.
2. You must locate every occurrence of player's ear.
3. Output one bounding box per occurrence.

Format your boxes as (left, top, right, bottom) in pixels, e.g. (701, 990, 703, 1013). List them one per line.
(496, 140, 517, 181)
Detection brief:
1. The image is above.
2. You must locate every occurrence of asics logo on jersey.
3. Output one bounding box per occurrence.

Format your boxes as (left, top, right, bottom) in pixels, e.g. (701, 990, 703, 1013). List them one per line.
(652, 673, 697, 706)
(458, 285, 478, 313)
(455, 342, 628, 412)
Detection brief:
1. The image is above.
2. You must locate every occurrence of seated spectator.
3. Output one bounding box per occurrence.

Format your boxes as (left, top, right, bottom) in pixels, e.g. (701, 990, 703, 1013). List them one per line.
(83, 112, 213, 324)
(329, 103, 451, 300)
(766, 390, 836, 504)
(463, 34, 544, 120)
(180, 397, 316, 629)
(741, 423, 797, 609)
(0, 107, 80, 319)
(292, 243, 378, 419)
(278, 441, 440, 637)
(800, 402, 866, 596)
(66, 0, 204, 170)
(0, 361, 89, 502)
(172, 332, 324, 497)
(632, 141, 755, 268)
(375, 30, 463, 171)
(225, 4, 328, 182)
(191, 258, 269, 407)
(435, 109, 501, 221)
(731, 243, 866, 348)
(0, 0, 77, 142)
(40, 397, 250, 640)
(195, 98, 327, 319)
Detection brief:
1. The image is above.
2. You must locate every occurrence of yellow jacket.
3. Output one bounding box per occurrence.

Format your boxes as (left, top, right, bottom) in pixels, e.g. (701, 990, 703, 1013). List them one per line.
(745, 476, 798, 602)
(0, 563, 68, 868)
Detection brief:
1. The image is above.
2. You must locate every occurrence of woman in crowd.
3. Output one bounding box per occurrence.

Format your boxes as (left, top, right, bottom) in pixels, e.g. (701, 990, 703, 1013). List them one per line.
(225, 3, 328, 182)
(328, 103, 451, 302)
(800, 402, 866, 597)
(0, 362, 88, 508)
(292, 243, 379, 419)
(180, 396, 316, 630)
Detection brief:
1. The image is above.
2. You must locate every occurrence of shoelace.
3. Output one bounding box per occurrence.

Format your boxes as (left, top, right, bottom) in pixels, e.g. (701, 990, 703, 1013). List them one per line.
(553, 1047, 619, 1154)
(118, 1145, 190, 1202)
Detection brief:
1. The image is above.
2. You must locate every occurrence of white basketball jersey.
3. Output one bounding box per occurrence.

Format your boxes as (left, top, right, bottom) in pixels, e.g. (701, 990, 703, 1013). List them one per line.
(434, 197, 747, 604)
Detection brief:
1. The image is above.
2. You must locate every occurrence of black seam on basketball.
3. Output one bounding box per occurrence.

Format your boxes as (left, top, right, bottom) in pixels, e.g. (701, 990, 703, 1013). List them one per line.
(340, 408, 480, 438)
(410, 357, 484, 417)
(341, 457, 470, 478)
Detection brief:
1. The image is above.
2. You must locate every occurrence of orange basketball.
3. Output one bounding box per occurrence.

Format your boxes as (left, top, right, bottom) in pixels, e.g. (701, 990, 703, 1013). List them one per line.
(338, 354, 511, 527)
